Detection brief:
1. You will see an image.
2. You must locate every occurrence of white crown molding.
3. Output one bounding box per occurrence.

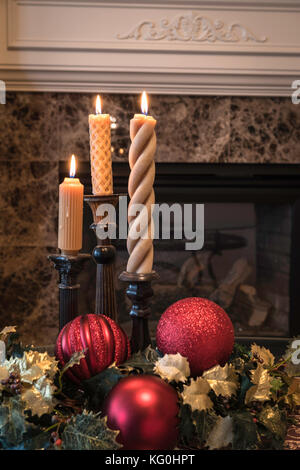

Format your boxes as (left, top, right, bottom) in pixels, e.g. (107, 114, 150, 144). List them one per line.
(1, 0, 300, 96)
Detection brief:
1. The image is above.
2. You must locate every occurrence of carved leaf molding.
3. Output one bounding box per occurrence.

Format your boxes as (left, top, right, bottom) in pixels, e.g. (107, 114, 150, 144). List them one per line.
(116, 12, 267, 44)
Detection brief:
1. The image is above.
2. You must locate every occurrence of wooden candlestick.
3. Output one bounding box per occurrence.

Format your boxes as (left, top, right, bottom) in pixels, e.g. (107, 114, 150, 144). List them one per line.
(119, 270, 159, 353)
(48, 253, 91, 331)
(84, 194, 120, 322)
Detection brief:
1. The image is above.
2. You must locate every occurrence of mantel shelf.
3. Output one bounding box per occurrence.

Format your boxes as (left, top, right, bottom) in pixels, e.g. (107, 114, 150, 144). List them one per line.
(1, 0, 300, 96)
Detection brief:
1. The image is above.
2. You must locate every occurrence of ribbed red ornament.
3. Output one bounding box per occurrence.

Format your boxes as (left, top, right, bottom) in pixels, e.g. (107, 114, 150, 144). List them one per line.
(55, 314, 130, 384)
(103, 375, 179, 450)
(156, 297, 234, 377)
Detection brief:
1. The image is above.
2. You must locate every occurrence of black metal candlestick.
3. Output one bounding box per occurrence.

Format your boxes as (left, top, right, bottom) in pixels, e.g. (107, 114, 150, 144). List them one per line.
(84, 194, 120, 322)
(48, 253, 91, 331)
(119, 270, 159, 353)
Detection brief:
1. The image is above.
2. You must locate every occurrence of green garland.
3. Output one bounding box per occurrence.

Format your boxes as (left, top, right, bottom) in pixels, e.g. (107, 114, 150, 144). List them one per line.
(0, 326, 299, 450)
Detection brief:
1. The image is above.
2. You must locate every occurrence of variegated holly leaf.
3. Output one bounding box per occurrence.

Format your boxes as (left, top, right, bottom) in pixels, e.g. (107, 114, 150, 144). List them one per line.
(245, 363, 272, 404)
(154, 353, 190, 383)
(25, 351, 58, 380)
(251, 344, 275, 367)
(3, 350, 58, 382)
(62, 411, 121, 450)
(202, 364, 239, 397)
(206, 416, 233, 450)
(258, 406, 287, 441)
(1, 350, 58, 416)
(284, 377, 300, 407)
(61, 350, 87, 374)
(0, 326, 16, 340)
(182, 378, 213, 412)
(21, 376, 57, 417)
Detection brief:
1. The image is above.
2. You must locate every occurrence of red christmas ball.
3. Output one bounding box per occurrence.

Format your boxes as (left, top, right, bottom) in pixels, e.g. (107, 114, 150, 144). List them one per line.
(156, 297, 234, 376)
(103, 375, 179, 450)
(55, 314, 130, 384)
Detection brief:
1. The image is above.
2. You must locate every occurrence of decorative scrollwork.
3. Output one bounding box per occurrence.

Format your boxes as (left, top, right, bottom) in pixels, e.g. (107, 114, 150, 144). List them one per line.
(116, 12, 267, 44)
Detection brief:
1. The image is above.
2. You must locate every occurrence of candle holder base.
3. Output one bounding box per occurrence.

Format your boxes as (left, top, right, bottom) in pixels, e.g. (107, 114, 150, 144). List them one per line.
(84, 194, 122, 322)
(119, 270, 159, 353)
(48, 253, 91, 331)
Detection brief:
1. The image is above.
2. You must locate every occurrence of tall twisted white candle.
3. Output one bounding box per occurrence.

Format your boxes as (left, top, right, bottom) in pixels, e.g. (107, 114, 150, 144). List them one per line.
(127, 111, 156, 273)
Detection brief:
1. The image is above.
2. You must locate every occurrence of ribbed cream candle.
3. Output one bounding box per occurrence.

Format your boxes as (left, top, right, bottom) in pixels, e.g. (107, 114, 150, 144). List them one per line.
(58, 156, 84, 255)
(126, 92, 157, 273)
(89, 95, 113, 195)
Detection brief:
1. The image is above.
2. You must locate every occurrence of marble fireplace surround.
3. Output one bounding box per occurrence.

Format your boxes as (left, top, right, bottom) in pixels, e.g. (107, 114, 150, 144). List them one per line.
(0, 91, 300, 347)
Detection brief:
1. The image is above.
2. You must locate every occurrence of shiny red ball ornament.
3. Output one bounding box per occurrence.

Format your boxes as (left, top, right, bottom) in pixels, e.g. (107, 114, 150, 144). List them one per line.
(156, 297, 234, 377)
(55, 314, 130, 384)
(103, 375, 179, 450)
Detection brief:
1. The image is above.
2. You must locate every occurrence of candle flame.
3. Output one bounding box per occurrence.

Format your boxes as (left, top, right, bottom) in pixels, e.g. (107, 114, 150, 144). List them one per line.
(141, 91, 148, 115)
(96, 95, 102, 114)
(70, 154, 76, 178)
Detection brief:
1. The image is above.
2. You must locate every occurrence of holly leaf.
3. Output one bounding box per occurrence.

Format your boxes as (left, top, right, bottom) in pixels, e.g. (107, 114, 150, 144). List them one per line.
(245, 363, 272, 404)
(182, 378, 213, 412)
(61, 350, 87, 375)
(202, 364, 239, 398)
(154, 353, 190, 383)
(0, 397, 26, 449)
(231, 410, 258, 450)
(206, 415, 233, 450)
(258, 405, 287, 442)
(270, 377, 284, 393)
(230, 343, 251, 362)
(178, 403, 195, 447)
(238, 374, 252, 403)
(21, 376, 57, 417)
(117, 347, 158, 375)
(144, 345, 160, 363)
(4, 350, 58, 382)
(193, 409, 218, 446)
(251, 344, 275, 367)
(5, 332, 23, 359)
(83, 366, 123, 411)
(62, 411, 121, 450)
(284, 377, 300, 407)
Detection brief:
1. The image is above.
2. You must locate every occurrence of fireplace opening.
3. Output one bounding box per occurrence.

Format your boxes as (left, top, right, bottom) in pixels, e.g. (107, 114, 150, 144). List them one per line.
(60, 162, 300, 342)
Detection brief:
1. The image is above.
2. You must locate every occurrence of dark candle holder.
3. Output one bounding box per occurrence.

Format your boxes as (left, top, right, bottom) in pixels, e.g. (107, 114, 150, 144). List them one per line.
(119, 270, 159, 353)
(84, 194, 120, 322)
(48, 253, 91, 331)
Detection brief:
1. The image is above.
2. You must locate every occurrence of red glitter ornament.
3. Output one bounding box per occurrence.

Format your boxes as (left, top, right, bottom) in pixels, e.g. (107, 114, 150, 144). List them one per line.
(55, 314, 130, 384)
(103, 375, 179, 450)
(156, 297, 234, 376)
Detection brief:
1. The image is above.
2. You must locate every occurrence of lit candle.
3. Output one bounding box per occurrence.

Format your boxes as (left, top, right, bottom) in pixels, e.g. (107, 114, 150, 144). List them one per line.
(58, 155, 84, 255)
(89, 95, 113, 195)
(127, 92, 157, 273)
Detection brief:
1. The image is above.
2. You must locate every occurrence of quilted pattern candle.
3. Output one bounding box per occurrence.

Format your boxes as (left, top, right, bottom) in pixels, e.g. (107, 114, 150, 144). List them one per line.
(89, 95, 113, 195)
